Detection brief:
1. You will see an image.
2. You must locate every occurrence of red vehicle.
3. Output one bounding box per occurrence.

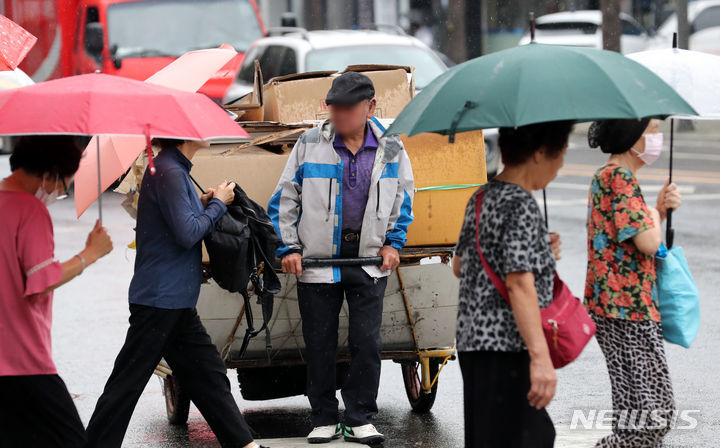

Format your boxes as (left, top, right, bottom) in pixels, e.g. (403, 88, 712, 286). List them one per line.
(1, 0, 266, 100)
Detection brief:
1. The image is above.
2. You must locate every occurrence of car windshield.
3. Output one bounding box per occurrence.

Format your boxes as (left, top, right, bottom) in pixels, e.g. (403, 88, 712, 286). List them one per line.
(107, 0, 262, 59)
(535, 22, 598, 35)
(305, 45, 446, 89)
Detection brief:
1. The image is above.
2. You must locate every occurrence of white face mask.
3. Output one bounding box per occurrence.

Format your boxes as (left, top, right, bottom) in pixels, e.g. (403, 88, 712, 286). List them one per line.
(631, 133, 663, 165)
(35, 175, 61, 206)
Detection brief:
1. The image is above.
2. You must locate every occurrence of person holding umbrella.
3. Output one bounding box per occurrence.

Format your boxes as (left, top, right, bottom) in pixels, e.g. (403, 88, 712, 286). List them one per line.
(85, 138, 267, 448)
(452, 121, 573, 448)
(585, 119, 681, 447)
(0, 135, 113, 447)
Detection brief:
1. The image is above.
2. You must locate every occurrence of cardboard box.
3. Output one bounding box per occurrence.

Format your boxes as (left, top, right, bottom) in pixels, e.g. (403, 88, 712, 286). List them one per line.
(224, 60, 266, 121)
(230, 64, 415, 123)
(190, 143, 291, 208)
(403, 130, 487, 247)
(261, 70, 339, 123)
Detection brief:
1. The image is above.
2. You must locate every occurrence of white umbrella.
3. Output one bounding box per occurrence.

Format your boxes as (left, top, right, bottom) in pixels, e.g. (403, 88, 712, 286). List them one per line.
(628, 48, 720, 120)
(628, 34, 720, 247)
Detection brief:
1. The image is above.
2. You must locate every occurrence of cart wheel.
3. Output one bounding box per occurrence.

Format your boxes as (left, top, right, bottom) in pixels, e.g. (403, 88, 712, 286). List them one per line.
(163, 375, 191, 425)
(401, 360, 439, 413)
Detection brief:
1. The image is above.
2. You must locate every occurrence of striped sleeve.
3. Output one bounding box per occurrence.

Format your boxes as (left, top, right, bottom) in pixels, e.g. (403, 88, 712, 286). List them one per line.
(18, 205, 62, 296)
(268, 138, 304, 257)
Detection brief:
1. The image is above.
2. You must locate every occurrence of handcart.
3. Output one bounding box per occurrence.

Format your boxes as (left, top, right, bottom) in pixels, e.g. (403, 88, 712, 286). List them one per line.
(155, 247, 458, 424)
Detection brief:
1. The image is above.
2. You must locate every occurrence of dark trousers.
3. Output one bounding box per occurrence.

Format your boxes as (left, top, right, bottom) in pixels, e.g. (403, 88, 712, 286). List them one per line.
(297, 240, 387, 427)
(0, 374, 86, 448)
(86, 305, 254, 448)
(459, 351, 556, 448)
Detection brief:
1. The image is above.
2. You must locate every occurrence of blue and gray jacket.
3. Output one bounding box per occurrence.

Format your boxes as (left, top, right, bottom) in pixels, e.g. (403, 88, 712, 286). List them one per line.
(268, 118, 415, 283)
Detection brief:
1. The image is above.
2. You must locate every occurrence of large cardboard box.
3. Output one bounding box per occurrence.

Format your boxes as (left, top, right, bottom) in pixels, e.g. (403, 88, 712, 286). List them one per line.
(190, 143, 290, 208)
(403, 130, 486, 247)
(230, 65, 415, 123)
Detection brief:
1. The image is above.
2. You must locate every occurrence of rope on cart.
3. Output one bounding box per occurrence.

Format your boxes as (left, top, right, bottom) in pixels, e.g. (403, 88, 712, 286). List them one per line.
(415, 183, 483, 192)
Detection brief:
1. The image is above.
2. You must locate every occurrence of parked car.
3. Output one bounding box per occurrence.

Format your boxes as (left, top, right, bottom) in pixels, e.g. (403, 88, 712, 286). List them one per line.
(224, 27, 500, 177)
(518, 10, 651, 54)
(224, 28, 447, 102)
(650, 0, 720, 55)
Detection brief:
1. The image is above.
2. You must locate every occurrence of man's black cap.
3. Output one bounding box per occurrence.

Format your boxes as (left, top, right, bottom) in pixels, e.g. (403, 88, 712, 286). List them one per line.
(325, 72, 375, 106)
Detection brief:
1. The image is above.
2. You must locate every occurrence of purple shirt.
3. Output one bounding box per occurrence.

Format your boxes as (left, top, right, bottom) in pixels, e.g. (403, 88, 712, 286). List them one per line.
(333, 123, 378, 231)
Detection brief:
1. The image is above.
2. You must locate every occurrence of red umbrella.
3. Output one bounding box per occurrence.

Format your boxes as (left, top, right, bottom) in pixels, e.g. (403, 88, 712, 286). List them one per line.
(0, 73, 249, 220)
(75, 45, 239, 217)
(0, 14, 37, 71)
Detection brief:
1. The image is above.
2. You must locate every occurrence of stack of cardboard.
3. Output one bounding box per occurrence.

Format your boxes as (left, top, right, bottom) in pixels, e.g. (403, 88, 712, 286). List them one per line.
(225, 62, 415, 123)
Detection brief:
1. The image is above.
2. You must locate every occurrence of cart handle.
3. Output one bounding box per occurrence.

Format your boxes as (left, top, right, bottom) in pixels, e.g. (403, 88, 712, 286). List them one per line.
(302, 256, 383, 268)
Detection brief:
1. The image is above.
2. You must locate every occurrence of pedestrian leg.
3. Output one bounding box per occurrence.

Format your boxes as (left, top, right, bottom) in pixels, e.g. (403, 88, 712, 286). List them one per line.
(163, 309, 254, 448)
(0, 374, 86, 448)
(458, 351, 555, 448)
(340, 263, 386, 427)
(86, 305, 182, 448)
(297, 280, 344, 427)
(593, 315, 675, 448)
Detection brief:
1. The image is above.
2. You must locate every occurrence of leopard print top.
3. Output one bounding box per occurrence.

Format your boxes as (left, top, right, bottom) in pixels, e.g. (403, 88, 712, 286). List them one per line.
(455, 180, 555, 352)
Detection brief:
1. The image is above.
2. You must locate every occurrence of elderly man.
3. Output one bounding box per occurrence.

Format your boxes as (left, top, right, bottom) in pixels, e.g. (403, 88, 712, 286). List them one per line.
(268, 72, 414, 444)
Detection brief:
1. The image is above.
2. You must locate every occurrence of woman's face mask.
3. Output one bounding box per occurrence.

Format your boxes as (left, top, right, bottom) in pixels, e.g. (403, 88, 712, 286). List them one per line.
(632, 133, 663, 165)
(35, 175, 67, 206)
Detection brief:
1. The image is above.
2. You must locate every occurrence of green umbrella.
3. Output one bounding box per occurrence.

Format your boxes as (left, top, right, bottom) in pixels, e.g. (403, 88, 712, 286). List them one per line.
(385, 43, 697, 140)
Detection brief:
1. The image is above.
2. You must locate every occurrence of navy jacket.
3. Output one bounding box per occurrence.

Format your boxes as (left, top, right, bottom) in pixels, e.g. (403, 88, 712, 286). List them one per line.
(128, 147, 226, 309)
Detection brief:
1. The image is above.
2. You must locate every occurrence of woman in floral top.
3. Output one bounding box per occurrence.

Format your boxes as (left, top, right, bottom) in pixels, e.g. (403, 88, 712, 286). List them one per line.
(585, 118, 682, 448)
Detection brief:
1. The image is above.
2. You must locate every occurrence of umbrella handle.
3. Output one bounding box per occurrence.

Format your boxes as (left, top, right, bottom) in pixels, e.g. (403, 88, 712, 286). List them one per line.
(667, 118, 674, 249)
(448, 101, 476, 143)
(96, 136, 102, 224)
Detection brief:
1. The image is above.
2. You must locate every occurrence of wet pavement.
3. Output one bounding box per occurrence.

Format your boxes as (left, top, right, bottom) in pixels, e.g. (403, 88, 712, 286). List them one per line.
(2, 121, 718, 447)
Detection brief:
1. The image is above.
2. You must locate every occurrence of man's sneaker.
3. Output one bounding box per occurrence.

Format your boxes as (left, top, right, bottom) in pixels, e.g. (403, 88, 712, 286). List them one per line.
(343, 424, 385, 444)
(307, 423, 342, 444)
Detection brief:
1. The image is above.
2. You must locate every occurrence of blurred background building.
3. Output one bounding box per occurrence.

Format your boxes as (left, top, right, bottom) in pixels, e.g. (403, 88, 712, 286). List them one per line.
(257, 0, 689, 62)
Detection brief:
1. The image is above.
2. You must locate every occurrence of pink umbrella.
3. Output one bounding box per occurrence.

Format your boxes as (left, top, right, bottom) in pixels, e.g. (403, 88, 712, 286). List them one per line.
(0, 14, 37, 71)
(75, 45, 239, 217)
(0, 73, 249, 221)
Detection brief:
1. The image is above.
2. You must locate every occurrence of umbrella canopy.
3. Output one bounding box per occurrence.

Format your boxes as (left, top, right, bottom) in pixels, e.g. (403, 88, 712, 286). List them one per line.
(0, 73, 246, 139)
(0, 14, 37, 71)
(0, 73, 248, 221)
(385, 43, 697, 138)
(627, 42, 720, 248)
(627, 48, 720, 120)
(74, 45, 240, 217)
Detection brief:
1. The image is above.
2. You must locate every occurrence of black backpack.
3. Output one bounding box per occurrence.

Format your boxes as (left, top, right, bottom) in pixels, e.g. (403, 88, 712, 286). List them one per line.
(191, 176, 282, 359)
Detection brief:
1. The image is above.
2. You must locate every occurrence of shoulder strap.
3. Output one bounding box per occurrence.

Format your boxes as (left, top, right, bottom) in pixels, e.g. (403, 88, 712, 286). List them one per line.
(188, 173, 206, 195)
(474, 191, 511, 305)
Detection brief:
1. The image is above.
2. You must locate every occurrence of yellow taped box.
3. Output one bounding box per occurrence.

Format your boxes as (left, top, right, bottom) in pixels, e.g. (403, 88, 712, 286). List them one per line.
(402, 130, 486, 247)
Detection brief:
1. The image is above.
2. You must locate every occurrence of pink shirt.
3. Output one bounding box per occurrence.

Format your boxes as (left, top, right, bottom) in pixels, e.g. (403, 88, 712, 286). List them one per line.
(0, 190, 62, 376)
